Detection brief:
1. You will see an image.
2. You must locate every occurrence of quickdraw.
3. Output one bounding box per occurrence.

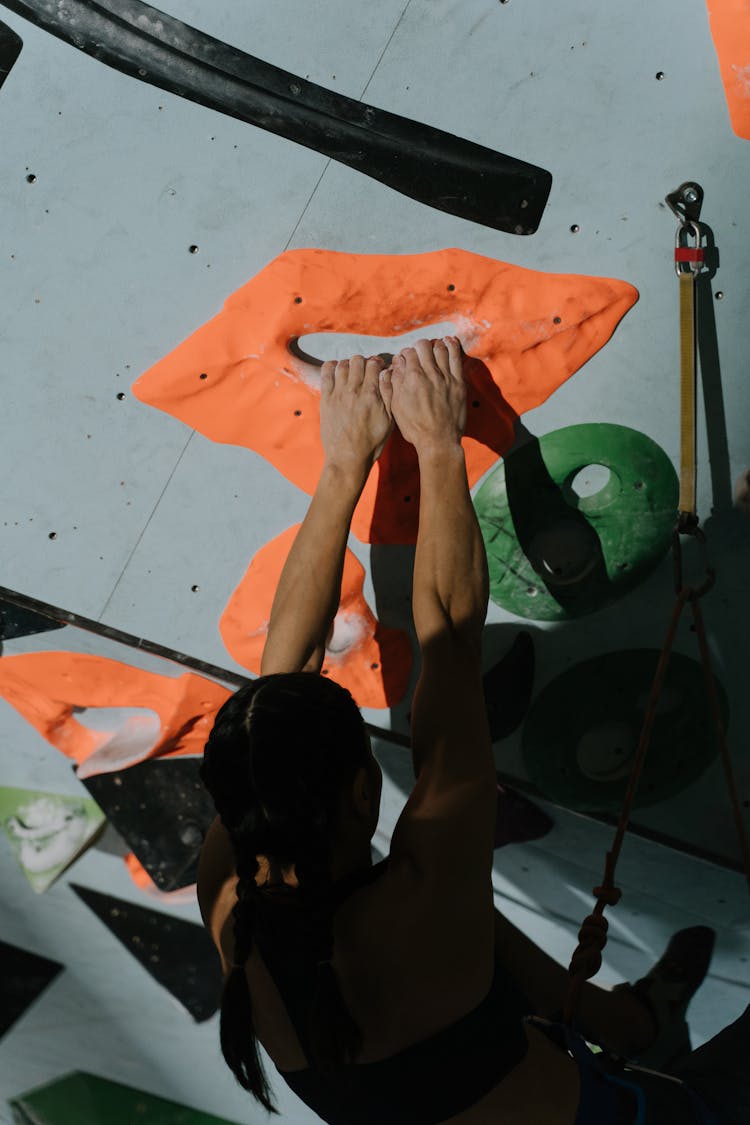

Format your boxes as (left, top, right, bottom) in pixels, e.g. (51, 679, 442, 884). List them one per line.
(563, 183, 750, 1030)
(672, 186, 705, 529)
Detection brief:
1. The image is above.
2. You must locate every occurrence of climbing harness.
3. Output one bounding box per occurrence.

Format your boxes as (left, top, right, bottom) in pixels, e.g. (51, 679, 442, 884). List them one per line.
(554, 183, 750, 1119)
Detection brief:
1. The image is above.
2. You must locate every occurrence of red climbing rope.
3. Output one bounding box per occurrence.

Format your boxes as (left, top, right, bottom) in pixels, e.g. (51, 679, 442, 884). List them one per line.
(563, 577, 689, 1025)
(564, 527, 750, 1025)
(563, 193, 750, 1027)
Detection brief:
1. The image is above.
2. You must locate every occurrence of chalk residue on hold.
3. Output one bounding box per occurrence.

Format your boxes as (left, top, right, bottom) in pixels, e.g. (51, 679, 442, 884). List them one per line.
(326, 610, 368, 656)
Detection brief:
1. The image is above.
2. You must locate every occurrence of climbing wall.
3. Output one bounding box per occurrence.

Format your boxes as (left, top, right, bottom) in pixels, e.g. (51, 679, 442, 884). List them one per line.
(1, 1, 749, 1122)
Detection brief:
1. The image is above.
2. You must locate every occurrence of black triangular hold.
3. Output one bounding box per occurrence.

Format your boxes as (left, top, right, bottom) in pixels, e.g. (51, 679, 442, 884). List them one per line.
(0, 598, 65, 641)
(493, 779, 553, 849)
(0, 939, 63, 1038)
(483, 631, 535, 741)
(70, 884, 222, 1022)
(0, 20, 22, 91)
(76, 757, 215, 892)
(8, 1070, 245, 1123)
(3, 0, 552, 235)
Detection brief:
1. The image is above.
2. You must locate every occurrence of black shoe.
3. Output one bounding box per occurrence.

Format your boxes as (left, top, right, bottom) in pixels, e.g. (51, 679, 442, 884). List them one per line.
(612, 926, 716, 1071)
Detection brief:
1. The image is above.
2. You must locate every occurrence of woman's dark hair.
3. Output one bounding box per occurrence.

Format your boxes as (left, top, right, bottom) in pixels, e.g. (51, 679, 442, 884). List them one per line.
(199, 672, 371, 1114)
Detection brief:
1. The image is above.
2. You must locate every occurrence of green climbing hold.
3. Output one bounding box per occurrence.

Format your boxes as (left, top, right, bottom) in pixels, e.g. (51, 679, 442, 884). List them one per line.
(9, 1071, 244, 1125)
(521, 649, 729, 813)
(474, 423, 679, 620)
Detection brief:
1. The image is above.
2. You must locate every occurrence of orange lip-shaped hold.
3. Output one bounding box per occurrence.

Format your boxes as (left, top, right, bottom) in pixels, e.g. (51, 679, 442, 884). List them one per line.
(0, 652, 230, 775)
(132, 247, 637, 545)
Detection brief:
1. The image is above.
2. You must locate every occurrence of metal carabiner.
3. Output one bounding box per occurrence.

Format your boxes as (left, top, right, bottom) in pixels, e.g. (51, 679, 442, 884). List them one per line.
(675, 221, 705, 278)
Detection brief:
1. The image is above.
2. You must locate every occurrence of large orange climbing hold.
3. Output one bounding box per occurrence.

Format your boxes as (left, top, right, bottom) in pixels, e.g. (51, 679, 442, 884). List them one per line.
(706, 0, 750, 139)
(133, 248, 637, 545)
(220, 525, 413, 709)
(0, 652, 230, 775)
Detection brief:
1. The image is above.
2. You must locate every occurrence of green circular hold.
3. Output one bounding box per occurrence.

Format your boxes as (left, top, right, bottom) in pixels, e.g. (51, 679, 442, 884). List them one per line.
(474, 423, 679, 620)
(522, 649, 729, 813)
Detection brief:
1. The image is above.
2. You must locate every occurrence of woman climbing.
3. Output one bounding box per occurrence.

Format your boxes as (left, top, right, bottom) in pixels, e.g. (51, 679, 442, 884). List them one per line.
(197, 337, 748, 1124)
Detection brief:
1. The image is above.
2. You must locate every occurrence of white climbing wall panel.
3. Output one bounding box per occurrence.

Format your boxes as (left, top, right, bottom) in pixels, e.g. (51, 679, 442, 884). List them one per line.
(0, 1, 748, 1122)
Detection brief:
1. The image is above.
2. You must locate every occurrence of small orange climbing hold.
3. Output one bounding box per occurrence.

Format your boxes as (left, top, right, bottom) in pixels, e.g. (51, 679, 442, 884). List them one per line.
(706, 0, 750, 139)
(220, 525, 413, 708)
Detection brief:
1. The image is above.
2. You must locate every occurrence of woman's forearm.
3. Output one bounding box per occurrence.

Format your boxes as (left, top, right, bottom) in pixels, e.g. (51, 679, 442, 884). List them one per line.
(260, 460, 368, 674)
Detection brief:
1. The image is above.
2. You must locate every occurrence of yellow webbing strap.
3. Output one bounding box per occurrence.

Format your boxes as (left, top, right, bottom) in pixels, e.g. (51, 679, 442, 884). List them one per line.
(678, 270, 697, 518)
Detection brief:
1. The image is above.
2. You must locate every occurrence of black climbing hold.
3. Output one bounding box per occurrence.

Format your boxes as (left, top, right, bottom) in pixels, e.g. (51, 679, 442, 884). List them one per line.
(0, 20, 22, 91)
(0, 940, 64, 1039)
(0, 596, 65, 641)
(70, 883, 222, 1022)
(482, 630, 535, 740)
(75, 757, 216, 893)
(3, 0, 552, 235)
(494, 780, 554, 848)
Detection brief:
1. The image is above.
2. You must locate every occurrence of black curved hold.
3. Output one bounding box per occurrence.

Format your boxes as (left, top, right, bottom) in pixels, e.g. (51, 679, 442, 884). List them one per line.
(483, 630, 535, 740)
(0, 19, 22, 90)
(1, 0, 552, 234)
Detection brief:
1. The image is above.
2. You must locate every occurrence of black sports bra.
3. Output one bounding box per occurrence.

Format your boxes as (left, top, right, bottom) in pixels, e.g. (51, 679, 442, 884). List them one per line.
(254, 858, 531, 1125)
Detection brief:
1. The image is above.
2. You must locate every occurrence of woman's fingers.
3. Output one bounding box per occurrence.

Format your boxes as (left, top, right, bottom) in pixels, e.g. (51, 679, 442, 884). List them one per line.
(327, 341, 458, 384)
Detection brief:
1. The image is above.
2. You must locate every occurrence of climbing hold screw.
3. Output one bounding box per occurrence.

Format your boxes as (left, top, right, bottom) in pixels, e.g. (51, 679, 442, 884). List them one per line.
(180, 824, 203, 847)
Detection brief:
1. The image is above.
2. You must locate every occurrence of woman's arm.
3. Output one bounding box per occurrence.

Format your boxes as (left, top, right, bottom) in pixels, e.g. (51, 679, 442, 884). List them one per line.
(260, 460, 368, 676)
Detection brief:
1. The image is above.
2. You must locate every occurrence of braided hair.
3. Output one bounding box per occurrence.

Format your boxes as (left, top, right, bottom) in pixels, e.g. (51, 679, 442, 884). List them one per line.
(199, 672, 370, 1113)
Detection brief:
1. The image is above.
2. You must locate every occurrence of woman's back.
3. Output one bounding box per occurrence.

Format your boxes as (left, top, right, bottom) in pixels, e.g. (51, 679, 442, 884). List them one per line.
(214, 850, 587, 1125)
